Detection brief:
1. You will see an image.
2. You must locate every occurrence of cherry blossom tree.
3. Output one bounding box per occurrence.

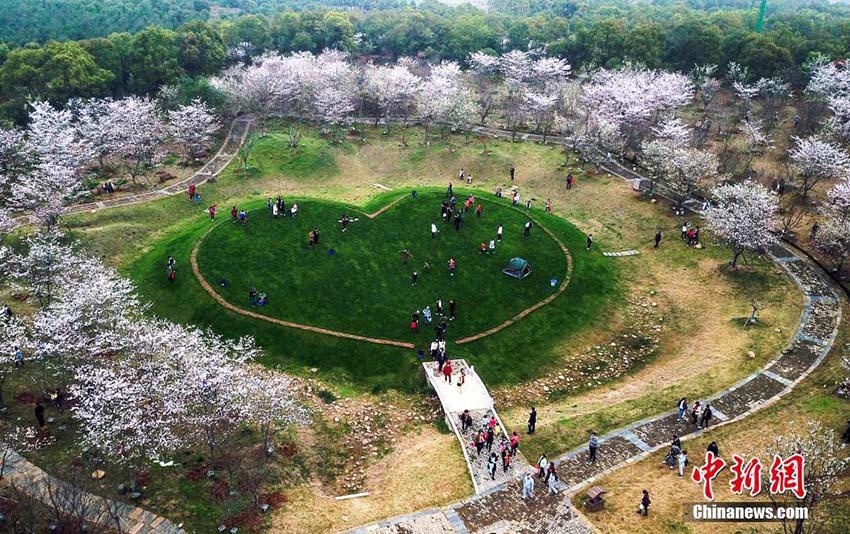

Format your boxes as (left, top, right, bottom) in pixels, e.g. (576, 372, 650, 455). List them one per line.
(25, 101, 92, 174)
(11, 231, 79, 308)
(10, 101, 92, 228)
(366, 63, 420, 139)
(240, 367, 308, 455)
(804, 58, 850, 142)
(705, 180, 779, 268)
(0, 128, 32, 201)
(31, 253, 146, 384)
(642, 118, 718, 205)
(109, 96, 166, 184)
(690, 64, 721, 114)
(417, 62, 480, 142)
(211, 54, 286, 114)
(788, 135, 849, 202)
(73, 98, 118, 168)
(523, 91, 557, 142)
(827, 95, 850, 144)
(758, 421, 849, 534)
(813, 218, 850, 272)
(467, 51, 501, 125)
(315, 86, 355, 143)
(167, 98, 221, 159)
(741, 119, 773, 154)
(755, 77, 792, 130)
(581, 66, 693, 155)
(0, 315, 27, 409)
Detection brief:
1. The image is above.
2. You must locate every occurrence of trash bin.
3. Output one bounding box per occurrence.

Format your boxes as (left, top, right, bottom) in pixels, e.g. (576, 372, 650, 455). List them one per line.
(584, 486, 607, 512)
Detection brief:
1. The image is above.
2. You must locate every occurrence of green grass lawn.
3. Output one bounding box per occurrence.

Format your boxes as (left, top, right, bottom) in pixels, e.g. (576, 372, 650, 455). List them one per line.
(196, 193, 568, 341)
(127, 188, 620, 393)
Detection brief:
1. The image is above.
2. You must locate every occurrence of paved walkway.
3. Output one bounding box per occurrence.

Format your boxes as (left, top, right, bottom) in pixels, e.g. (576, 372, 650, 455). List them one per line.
(1, 450, 184, 533)
(424, 360, 530, 494)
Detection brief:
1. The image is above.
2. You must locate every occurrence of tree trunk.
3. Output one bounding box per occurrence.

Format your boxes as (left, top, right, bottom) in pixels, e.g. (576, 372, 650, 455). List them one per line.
(731, 249, 743, 268)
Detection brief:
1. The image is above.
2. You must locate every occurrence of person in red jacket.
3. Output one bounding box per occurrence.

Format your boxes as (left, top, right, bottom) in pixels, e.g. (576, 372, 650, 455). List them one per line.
(188, 183, 196, 200)
(443, 360, 453, 383)
(510, 431, 520, 455)
(208, 205, 216, 219)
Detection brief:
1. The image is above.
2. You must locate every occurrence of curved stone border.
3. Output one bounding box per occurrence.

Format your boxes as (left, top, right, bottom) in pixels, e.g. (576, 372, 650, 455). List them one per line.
(191, 194, 573, 349)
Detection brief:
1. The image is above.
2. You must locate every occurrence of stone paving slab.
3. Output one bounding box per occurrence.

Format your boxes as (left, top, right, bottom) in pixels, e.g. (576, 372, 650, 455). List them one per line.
(455, 478, 591, 534)
(632, 412, 694, 448)
(556, 436, 644, 488)
(453, 408, 530, 493)
(800, 299, 840, 340)
(710, 373, 788, 419)
(602, 250, 639, 257)
(783, 259, 835, 297)
(765, 341, 822, 382)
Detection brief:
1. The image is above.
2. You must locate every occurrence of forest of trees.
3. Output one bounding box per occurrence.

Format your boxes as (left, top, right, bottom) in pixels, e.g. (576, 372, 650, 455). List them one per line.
(1, 0, 850, 123)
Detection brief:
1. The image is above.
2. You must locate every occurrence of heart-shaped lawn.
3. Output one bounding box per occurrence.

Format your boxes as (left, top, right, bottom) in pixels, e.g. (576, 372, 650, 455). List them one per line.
(195, 192, 570, 342)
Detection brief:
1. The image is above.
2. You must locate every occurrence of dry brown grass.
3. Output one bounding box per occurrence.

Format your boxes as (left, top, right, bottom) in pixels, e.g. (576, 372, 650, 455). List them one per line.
(271, 425, 471, 533)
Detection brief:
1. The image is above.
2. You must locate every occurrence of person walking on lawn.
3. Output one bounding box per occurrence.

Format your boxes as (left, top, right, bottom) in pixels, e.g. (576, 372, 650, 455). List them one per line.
(638, 490, 651, 516)
(528, 407, 537, 434)
(401, 248, 412, 265)
(35, 401, 45, 428)
(497, 225, 503, 241)
(231, 206, 238, 223)
(586, 234, 593, 250)
(449, 299, 457, 320)
(655, 230, 662, 248)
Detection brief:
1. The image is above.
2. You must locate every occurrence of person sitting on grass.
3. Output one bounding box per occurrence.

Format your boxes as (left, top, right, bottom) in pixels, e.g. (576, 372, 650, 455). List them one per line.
(258, 292, 267, 306)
